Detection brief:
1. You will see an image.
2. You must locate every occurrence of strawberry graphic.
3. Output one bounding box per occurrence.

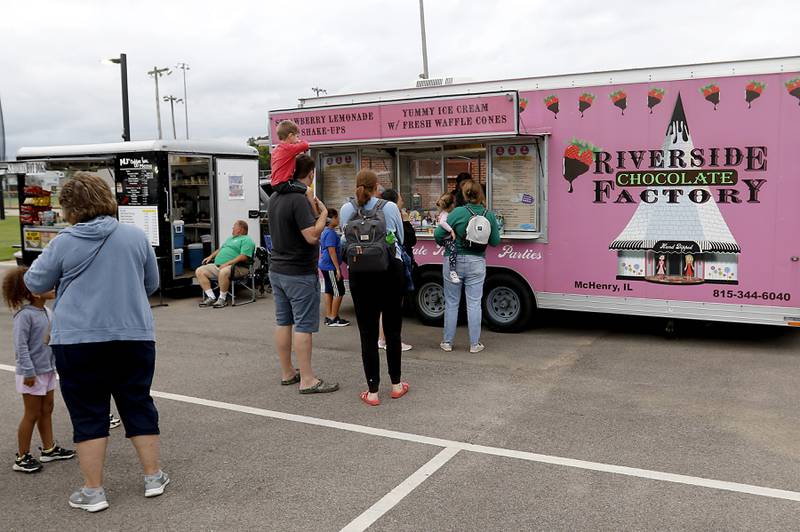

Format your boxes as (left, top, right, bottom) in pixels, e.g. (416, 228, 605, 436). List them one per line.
(563, 138, 598, 193)
(578, 93, 594, 117)
(745, 81, 766, 109)
(519, 97, 528, 113)
(544, 95, 559, 118)
(647, 88, 665, 114)
(785, 78, 800, 105)
(700, 83, 720, 110)
(610, 90, 627, 115)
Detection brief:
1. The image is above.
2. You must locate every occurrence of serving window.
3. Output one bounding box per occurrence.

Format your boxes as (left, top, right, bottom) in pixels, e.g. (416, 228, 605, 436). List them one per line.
(399, 147, 442, 231)
(312, 136, 546, 238)
(20, 159, 115, 251)
(361, 148, 395, 191)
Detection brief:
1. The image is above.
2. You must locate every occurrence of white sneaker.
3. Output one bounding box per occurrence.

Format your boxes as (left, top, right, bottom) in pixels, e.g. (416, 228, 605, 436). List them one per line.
(144, 471, 170, 498)
(440, 342, 453, 352)
(377, 340, 386, 350)
(449, 271, 461, 284)
(401, 342, 413, 352)
(470, 343, 485, 354)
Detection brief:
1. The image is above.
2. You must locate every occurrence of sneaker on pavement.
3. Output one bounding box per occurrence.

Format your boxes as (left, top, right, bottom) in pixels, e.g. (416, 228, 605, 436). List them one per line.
(40, 444, 75, 462)
(449, 271, 461, 284)
(332, 316, 350, 327)
(199, 298, 216, 308)
(401, 342, 413, 351)
(324, 317, 335, 326)
(109, 414, 122, 429)
(440, 342, 453, 352)
(69, 488, 109, 512)
(13, 453, 43, 473)
(144, 470, 170, 498)
(212, 298, 229, 309)
(470, 343, 486, 354)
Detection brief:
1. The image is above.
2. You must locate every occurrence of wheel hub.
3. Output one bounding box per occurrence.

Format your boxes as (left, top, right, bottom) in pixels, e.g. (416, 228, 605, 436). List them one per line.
(488, 287, 520, 323)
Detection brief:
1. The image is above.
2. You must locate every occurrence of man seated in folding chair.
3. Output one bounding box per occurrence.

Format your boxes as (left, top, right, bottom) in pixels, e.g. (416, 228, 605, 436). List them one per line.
(196, 220, 256, 308)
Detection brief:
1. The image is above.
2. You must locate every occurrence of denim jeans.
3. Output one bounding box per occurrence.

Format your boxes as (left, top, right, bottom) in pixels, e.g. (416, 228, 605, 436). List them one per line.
(443, 255, 486, 346)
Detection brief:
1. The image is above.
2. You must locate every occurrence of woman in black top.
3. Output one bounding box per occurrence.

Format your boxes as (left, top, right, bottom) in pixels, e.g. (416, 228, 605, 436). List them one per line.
(452, 172, 472, 207)
(379, 189, 415, 353)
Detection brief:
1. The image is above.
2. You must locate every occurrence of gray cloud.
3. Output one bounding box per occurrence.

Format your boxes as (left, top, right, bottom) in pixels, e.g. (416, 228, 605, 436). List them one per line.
(1, 0, 797, 158)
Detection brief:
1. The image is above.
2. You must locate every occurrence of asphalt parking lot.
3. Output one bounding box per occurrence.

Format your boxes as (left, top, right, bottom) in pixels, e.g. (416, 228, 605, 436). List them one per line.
(2, 289, 800, 531)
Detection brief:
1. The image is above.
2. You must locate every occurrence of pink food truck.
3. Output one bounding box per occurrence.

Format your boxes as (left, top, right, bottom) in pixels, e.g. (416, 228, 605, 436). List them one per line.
(269, 56, 800, 331)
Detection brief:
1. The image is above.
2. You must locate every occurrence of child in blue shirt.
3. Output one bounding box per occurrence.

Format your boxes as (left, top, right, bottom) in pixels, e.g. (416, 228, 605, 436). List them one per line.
(319, 209, 350, 327)
(3, 267, 75, 473)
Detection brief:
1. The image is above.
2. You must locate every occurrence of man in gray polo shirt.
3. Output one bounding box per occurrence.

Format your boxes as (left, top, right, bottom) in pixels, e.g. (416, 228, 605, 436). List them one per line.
(268, 155, 339, 394)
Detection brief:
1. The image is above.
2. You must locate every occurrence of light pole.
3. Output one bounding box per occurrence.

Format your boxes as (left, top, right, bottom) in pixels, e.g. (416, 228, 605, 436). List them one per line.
(163, 95, 183, 140)
(175, 62, 190, 139)
(147, 66, 171, 139)
(418, 0, 429, 79)
(103, 53, 131, 141)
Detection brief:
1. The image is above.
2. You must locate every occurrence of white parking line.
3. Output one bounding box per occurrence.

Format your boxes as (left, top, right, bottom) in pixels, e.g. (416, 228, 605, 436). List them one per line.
(3, 364, 800, 503)
(341, 447, 460, 532)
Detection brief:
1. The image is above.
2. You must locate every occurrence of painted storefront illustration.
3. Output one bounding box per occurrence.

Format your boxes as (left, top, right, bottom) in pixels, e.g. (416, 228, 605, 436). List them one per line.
(608, 94, 741, 285)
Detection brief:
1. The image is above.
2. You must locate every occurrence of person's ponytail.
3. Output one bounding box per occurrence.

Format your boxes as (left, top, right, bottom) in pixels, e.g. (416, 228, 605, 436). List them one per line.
(354, 169, 378, 206)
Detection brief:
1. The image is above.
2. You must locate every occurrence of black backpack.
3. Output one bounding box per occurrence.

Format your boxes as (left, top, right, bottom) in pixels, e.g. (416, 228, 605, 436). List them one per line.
(343, 199, 390, 273)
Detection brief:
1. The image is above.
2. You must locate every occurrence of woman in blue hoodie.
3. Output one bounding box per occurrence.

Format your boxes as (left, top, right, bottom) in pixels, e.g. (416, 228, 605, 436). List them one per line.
(24, 172, 167, 512)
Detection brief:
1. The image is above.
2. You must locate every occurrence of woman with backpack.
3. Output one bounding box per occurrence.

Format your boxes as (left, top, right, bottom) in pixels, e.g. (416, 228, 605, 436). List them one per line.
(340, 170, 410, 406)
(434, 180, 501, 354)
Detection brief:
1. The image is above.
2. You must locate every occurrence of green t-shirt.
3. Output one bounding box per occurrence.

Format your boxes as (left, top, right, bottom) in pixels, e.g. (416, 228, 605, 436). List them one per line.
(214, 235, 256, 265)
(433, 204, 501, 256)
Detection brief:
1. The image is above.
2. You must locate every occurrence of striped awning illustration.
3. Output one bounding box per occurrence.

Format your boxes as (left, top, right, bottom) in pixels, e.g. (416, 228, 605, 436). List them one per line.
(609, 239, 740, 253)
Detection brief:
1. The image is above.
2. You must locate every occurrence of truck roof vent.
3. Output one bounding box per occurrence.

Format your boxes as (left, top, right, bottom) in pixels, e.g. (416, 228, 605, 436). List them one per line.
(415, 77, 454, 88)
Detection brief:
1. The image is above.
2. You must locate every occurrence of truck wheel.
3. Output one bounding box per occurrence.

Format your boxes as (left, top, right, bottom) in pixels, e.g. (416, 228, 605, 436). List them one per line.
(482, 273, 534, 333)
(415, 269, 445, 326)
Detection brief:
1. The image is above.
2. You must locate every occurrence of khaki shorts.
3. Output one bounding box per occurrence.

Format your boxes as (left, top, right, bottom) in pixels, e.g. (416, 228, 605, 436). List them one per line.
(196, 263, 249, 279)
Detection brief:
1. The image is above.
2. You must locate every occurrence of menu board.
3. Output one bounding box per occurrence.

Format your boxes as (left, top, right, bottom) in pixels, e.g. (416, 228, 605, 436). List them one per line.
(118, 205, 160, 246)
(117, 156, 158, 206)
(491, 144, 538, 232)
(321, 153, 356, 210)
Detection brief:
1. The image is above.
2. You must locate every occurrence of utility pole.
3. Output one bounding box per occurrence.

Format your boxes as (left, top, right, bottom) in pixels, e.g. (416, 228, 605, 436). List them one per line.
(418, 0, 429, 79)
(311, 87, 327, 97)
(175, 62, 190, 139)
(163, 95, 183, 140)
(147, 66, 171, 139)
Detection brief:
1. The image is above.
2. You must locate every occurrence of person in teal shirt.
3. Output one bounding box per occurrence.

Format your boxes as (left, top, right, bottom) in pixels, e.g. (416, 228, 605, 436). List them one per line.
(196, 220, 256, 308)
(434, 180, 501, 353)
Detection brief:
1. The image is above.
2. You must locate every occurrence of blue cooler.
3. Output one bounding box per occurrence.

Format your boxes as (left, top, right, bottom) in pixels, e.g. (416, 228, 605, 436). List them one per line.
(173, 220, 185, 248)
(187, 243, 204, 270)
(174, 248, 184, 276)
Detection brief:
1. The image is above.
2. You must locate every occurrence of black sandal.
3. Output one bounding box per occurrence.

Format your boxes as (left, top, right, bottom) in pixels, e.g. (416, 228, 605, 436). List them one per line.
(299, 379, 340, 394)
(281, 371, 300, 386)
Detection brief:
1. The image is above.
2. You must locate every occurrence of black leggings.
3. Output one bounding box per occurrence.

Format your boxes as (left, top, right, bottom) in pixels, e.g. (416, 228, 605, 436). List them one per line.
(349, 258, 405, 393)
(443, 236, 458, 270)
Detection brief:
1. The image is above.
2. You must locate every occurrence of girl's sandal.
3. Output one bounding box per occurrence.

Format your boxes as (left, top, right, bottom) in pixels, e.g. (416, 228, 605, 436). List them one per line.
(390, 382, 410, 399)
(360, 391, 380, 406)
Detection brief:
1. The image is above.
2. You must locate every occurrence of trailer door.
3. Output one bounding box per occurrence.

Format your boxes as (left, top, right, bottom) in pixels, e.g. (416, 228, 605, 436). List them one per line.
(214, 158, 259, 243)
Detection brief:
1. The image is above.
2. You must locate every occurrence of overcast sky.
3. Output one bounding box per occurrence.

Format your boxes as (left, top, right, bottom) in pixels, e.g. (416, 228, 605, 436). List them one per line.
(1, 0, 796, 159)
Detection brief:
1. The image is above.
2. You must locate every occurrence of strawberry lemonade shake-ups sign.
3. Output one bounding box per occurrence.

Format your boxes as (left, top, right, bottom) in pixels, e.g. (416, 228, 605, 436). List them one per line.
(269, 92, 519, 144)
